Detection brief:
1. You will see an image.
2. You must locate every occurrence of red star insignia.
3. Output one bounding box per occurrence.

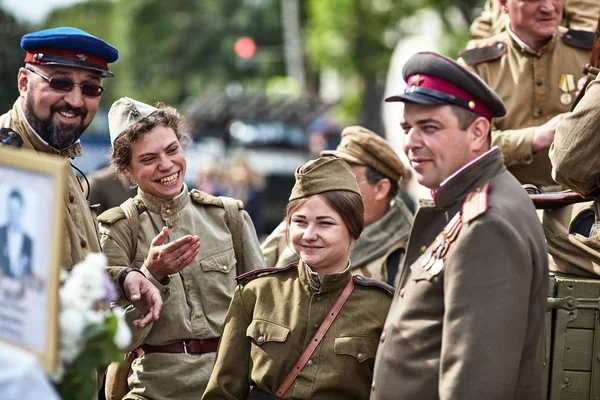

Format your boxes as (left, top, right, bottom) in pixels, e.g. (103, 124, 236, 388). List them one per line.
(76, 54, 87, 61)
(410, 74, 424, 87)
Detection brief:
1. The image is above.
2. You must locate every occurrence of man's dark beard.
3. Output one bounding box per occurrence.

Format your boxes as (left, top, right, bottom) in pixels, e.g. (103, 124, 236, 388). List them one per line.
(24, 92, 90, 149)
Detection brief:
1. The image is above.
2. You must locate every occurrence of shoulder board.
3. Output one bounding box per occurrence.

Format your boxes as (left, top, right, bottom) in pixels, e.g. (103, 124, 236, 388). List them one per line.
(131, 197, 147, 213)
(235, 263, 296, 284)
(352, 275, 394, 296)
(97, 206, 127, 224)
(190, 189, 244, 209)
(563, 29, 594, 50)
(459, 41, 507, 66)
(462, 181, 491, 223)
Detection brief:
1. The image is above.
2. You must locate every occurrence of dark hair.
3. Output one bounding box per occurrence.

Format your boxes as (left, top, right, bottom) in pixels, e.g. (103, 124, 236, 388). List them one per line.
(450, 105, 491, 146)
(365, 166, 399, 199)
(286, 191, 364, 240)
(7, 189, 24, 207)
(111, 105, 192, 175)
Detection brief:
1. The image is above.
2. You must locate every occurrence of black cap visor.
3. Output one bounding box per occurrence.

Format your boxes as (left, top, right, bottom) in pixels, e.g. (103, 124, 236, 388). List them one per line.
(385, 86, 470, 109)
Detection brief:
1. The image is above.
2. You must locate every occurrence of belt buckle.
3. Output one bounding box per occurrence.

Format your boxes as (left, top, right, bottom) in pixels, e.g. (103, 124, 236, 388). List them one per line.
(183, 340, 188, 354)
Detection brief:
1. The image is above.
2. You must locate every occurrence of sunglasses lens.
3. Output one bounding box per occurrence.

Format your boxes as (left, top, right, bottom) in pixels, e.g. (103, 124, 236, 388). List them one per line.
(49, 79, 74, 92)
(80, 84, 104, 97)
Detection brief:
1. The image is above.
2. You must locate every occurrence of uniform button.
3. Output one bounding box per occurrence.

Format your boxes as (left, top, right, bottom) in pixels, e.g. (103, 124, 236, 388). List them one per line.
(420, 245, 427, 254)
(400, 288, 406, 297)
(380, 332, 386, 343)
(306, 359, 313, 367)
(162, 287, 169, 294)
(193, 192, 200, 198)
(516, 156, 522, 162)
(80, 238, 87, 248)
(537, 107, 543, 115)
(68, 192, 74, 203)
(357, 352, 364, 360)
(168, 222, 174, 229)
(313, 323, 319, 329)
(371, 382, 376, 391)
(222, 265, 228, 271)
(257, 335, 265, 344)
(316, 296, 323, 302)
(165, 209, 171, 215)
(536, 79, 543, 86)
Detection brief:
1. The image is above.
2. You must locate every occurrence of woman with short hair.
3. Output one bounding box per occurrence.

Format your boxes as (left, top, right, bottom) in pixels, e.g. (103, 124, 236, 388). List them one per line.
(203, 156, 394, 400)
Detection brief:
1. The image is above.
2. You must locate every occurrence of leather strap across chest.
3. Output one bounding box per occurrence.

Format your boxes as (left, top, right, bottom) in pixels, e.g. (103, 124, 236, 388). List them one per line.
(274, 277, 356, 398)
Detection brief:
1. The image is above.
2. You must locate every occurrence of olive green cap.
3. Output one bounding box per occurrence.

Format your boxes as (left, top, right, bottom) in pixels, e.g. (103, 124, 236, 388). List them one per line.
(108, 97, 158, 145)
(321, 125, 408, 182)
(289, 157, 361, 201)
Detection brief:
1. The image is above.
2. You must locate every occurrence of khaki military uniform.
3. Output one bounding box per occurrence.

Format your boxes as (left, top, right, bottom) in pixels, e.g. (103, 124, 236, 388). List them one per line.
(98, 185, 265, 400)
(371, 148, 548, 400)
(468, 0, 600, 47)
(459, 27, 591, 189)
(0, 100, 101, 269)
(261, 197, 413, 286)
(202, 259, 393, 400)
(547, 75, 600, 276)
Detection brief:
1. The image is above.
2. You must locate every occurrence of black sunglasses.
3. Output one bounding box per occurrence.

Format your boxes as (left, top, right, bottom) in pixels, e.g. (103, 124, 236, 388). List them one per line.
(26, 66, 104, 98)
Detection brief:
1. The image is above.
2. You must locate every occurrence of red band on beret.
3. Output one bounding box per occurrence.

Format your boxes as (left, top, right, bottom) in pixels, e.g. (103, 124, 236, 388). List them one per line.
(407, 74, 494, 121)
(25, 47, 109, 70)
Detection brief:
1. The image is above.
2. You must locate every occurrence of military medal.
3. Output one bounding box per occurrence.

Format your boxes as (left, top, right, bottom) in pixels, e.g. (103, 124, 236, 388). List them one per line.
(558, 74, 575, 105)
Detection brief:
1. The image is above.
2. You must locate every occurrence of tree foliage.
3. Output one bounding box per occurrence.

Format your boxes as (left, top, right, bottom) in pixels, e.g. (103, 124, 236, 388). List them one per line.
(0, 10, 31, 111)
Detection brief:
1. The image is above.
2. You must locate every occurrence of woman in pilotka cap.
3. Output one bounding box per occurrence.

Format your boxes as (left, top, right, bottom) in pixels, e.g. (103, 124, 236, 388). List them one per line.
(97, 97, 265, 399)
(203, 157, 394, 400)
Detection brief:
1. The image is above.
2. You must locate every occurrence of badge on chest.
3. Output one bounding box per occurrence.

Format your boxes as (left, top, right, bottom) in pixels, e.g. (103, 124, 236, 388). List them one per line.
(420, 212, 463, 276)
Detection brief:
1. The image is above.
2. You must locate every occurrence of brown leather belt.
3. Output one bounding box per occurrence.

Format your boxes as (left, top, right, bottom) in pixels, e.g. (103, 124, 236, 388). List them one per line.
(137, 338, 219, 357)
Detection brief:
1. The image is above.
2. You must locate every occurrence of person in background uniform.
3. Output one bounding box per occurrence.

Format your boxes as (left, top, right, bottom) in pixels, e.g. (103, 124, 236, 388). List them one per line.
(203, 157, 394, 400)
(98, 97, 265, 399)
(261, 126, 413, 286)
(458, 0, 593, 191)
(468, 0, 600, 47)
(87, 162, 137, 214)
(371, 52, 548, 400)
(547, 75, 600, 277)
(0, 28, 161, 325)
(0, 189, 33, 280)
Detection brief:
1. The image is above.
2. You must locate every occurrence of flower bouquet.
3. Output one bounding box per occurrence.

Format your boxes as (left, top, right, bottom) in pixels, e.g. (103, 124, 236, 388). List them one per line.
(52, 253, 131, 400)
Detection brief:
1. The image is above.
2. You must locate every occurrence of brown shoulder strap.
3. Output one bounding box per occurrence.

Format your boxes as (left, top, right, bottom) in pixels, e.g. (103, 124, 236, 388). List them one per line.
(275, 277, 355, 398)
(220, 196, 245, 275)
(121, 196, 141, 259)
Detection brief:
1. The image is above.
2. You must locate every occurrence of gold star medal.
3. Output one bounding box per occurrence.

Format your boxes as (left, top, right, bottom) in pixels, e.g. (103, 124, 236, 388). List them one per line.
(558, 74, 575, 105)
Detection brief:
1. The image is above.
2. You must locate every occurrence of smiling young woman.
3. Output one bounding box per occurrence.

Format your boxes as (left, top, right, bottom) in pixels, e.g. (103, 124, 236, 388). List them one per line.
(203, 157, 394, 400)
(97, 97, 265, 400)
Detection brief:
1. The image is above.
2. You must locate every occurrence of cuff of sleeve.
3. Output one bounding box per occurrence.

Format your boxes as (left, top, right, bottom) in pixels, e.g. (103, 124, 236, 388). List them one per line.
(493, 127, 535, 166)
(140, 263, 172, 300)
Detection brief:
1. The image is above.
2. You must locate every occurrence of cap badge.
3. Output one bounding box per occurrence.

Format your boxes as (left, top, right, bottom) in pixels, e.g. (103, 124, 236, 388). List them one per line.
(409, 74, 424, 87)
(468, 101, 476, 110)
(76, 54, 87, 61)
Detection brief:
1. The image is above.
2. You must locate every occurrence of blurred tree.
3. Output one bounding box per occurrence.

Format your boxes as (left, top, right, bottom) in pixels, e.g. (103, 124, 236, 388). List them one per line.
(0, 10, 31, 111)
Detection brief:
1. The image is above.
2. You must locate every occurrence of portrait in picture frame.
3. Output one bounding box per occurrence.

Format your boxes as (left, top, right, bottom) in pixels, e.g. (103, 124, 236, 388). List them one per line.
(0, 146, 67, 373)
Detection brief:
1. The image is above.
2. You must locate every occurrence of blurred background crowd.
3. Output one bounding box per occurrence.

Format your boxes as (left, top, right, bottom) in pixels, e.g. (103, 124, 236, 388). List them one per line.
(0, 0, 481, 239)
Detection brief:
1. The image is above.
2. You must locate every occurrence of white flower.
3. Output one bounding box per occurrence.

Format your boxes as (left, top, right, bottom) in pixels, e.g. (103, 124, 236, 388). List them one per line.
(112, 306, 132, 350)
(59, 308, 86, 345)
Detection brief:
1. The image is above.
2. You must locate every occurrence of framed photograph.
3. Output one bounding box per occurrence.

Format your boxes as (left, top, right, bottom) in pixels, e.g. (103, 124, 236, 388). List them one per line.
(0, 146, 67, 373)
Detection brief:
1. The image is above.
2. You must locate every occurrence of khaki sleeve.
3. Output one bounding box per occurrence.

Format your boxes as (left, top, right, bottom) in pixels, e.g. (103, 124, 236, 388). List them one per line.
(241, 210, 266, 272)
(550, 77, 600, 196)
(439, 215, 541, 399)
(260, 220, 286, 268)
(491, 126, 536, 166)
(564, 0, 600, 30)
(202, 286, 252, 400)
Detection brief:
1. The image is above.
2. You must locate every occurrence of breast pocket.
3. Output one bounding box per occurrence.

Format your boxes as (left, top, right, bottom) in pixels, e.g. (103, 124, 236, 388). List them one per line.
(246, 320, 291, 376)
(198, 248, 238, 313)
(333, 336, 378, 363)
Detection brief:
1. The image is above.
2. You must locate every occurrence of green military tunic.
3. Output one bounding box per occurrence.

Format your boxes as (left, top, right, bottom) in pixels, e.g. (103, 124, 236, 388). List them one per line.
(98, 185, 265, 400)
(468, 0, 600, 46)
(0, 100, 101, 269)
(459, 27, 591, 189)
(547, 75, 600, 277)
(371, 148, 548, 400)
(202, 259, 393, 400)
(261, 197, 413, 286)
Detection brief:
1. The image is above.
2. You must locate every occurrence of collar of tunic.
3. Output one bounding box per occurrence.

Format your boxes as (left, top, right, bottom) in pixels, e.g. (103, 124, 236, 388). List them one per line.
(431, 146, 505, 209)
(298, 259, 352, 294)
(506, 24, 560, 56)
(137, 183, 189, 215)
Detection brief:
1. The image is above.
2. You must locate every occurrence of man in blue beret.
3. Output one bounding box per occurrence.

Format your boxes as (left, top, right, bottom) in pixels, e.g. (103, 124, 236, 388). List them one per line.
(0, 27, 162, 329)
(370, 51, 548, 400)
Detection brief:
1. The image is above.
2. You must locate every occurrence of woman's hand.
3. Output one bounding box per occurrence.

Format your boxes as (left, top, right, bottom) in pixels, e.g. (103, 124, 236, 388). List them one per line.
(145, 227, 200, 281)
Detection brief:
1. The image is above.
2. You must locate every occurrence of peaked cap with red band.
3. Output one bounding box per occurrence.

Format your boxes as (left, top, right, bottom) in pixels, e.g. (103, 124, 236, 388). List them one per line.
(385, 52, 506, 121)
(21, 27, 118, 78)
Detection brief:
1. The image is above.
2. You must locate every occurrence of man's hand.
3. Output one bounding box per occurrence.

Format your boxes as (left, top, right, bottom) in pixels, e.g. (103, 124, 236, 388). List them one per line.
(123, 272, 163, 329)
(532, 113, 568, 153)
(145, 227, 200, 281)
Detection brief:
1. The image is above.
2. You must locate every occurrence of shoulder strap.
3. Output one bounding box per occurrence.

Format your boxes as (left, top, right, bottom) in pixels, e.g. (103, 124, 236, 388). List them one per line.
(274, 278, 355, 398)
(563, 29, 594, 50)
(459, 41, 507, 66)
(220, 196, 245, 275)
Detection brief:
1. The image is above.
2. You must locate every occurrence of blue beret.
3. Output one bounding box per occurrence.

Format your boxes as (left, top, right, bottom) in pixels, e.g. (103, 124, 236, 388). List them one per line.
(21, 27, 118, 77)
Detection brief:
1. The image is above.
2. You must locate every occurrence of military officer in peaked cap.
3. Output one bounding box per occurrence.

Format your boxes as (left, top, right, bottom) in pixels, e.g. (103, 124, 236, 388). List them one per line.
(0, 28, 162, 327)
(261, 125, 414, 286)
(370, 52, 548, 400)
